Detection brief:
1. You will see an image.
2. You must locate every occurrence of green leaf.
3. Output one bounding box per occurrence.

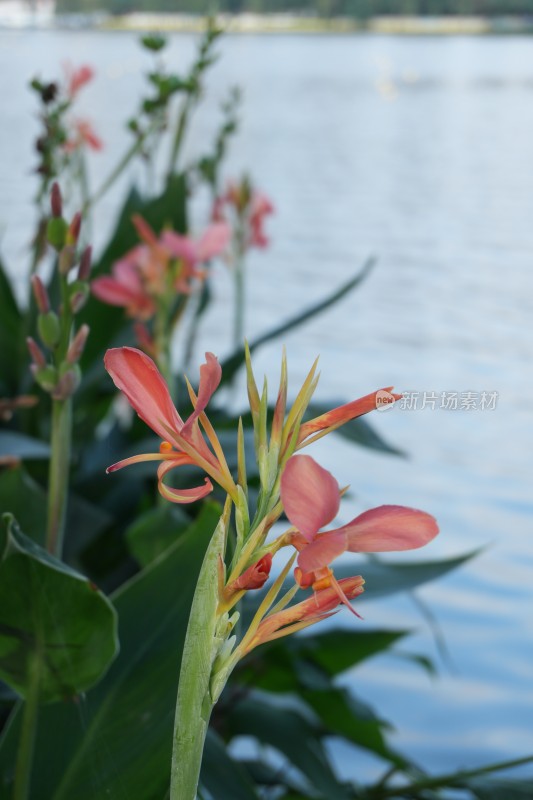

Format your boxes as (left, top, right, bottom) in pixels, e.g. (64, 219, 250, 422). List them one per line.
(220, 257, 375, 385)
(226, 693, 351, 800)
(296, 628, 409, 677)
(0, 432, 50, 461)
(200, 729, 259, 800)
(236, 629, 408, 694)
(0, 259, 22, 394)
(0, 514, 118, 703)
(125, 504, 191, 567)
(302, 687, 409, 768)
(0, 501, 221, 799)
(460, 777, 533, 799)
(341, 549, 483, 602)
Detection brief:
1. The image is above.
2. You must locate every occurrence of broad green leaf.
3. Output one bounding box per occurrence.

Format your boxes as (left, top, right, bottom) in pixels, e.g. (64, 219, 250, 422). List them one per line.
(0, 431, 50, 461)
(200, 729, 259, 800)
(0, 514, 118, 703)
(125, 504, 191, 567)
(0, 500, 221, 799)
(296, 628, 409, 677)
(220, 257, 375, 385)
(302, 687, 409, 769)
(460, 777, 533, 799)
(226, 693, 351, 800)
(236, 629, 408, 694)
(0, 259, 22, 395)
(0, 467, 112, 552)
(342, 549, 482, 602)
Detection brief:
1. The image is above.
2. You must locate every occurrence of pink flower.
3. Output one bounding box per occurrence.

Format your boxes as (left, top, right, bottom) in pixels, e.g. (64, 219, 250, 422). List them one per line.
(280, 454, 439, 613)
(92, 217, 229, 323)
(248, 192, 274, 248)
(64, 64, 94, 97)
(161, 222, 230, 289)
(64, 119, 103, 153)
(243, 576, 365, 652)
(104, 347, 237, 504)
(91, 256, 156, 320)
(214, 179, 274, 252)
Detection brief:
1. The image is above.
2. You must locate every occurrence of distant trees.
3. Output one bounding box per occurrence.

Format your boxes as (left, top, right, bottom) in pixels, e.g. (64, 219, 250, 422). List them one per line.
(56, 0, 533, 17)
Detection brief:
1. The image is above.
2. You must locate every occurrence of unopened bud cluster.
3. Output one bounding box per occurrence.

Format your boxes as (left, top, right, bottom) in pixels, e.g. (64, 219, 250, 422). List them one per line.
(27, 183, 92, 401)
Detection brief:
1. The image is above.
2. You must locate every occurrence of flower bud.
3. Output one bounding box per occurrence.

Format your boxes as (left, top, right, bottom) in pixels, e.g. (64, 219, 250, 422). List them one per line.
(37, 311, 61, 348)
(47, 217, 68, 251)
(31, 275, 50, 314)
(66, 212, 82, 246)
(34, 364, 58, 393)
(53, 364, 82, 399)
(26, 337, 46, 368)
(58, 245, 77, 276)
(78, 245, 92, 281)
(69, 281, 90, 313)
(50, 182, 62, 218)
(66, 324, 89, 364)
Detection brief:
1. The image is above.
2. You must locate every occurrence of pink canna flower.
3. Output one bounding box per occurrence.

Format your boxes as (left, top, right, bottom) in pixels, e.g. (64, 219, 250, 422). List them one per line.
(64, 63, 95, 97)
(244, 575, 365, 652)
(93, 216, 229, 323)
(91, 256, 156, 320)
(64, 119, 103, 153)
(161, 222, 230, 285)
(248, 191, 274, 249)
(214, 179, 274, 252)
(104, 347, 237, 504)
(280, 454, 438, 613)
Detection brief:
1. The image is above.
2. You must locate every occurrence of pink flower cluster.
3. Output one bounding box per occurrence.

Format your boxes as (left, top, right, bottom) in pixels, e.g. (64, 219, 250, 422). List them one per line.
(92, 216, 230, 323)
(213, 179, 274, 251)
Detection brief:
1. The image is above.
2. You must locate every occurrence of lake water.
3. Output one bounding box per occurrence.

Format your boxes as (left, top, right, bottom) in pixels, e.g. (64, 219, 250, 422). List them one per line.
(1, 29, 532, 785)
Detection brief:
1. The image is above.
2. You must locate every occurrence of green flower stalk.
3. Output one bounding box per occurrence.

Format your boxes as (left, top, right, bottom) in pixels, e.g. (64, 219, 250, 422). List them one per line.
(27, 184, 92, 557)
(104, 343, 439, 799)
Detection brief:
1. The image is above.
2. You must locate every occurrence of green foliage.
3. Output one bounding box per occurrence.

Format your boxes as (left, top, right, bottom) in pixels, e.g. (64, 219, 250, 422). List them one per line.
(0, 514, 118, 703)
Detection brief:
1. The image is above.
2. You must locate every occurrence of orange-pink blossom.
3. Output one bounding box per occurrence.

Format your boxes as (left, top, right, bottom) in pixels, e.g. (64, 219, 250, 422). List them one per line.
(280, 454, 439, 613)
(92, 216, 230, 322)
(104, 347, 237, 504)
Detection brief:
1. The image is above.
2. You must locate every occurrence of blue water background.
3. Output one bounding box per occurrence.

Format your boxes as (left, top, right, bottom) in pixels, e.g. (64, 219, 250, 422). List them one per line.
(1, 29, 532, 782)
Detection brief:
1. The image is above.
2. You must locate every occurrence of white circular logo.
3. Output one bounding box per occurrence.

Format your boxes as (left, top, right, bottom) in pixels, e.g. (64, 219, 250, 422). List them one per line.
(375, 389, 396, 412)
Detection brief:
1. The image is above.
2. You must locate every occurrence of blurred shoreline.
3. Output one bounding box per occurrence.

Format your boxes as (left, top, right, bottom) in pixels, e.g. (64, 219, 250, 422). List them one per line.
(2, 5, 533, 35)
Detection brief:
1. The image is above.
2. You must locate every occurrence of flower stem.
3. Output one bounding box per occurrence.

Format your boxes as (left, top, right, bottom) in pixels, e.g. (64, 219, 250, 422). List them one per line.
(233, 257, 245, 354)
(13, 652, 41, 800)
(46, 397, 72, 557)
(170, 504, 229, 800)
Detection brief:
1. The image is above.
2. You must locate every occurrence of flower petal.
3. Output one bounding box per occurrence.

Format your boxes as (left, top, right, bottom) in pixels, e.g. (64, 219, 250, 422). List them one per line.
(339, 505, 439, 552)
(157, 459, 213, 504)
(297, 530, 348, 573)
(280, 455, 340, 540)
(195, 223, 230, 262)
(182, 352, 221, 434)
(160, 230, 197, 264)
(297, 387, 401, 444)
(104, 347, 183, 441)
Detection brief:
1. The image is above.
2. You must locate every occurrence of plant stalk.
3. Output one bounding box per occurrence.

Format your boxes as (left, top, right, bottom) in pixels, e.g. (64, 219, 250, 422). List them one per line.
(170, 505, 229, 800)
(13, 652, 41, 800)
(46, 397, 72, 557)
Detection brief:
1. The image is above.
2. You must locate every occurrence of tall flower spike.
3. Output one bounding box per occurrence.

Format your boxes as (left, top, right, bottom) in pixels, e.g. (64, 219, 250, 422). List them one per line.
(104, 347, 237, 503)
